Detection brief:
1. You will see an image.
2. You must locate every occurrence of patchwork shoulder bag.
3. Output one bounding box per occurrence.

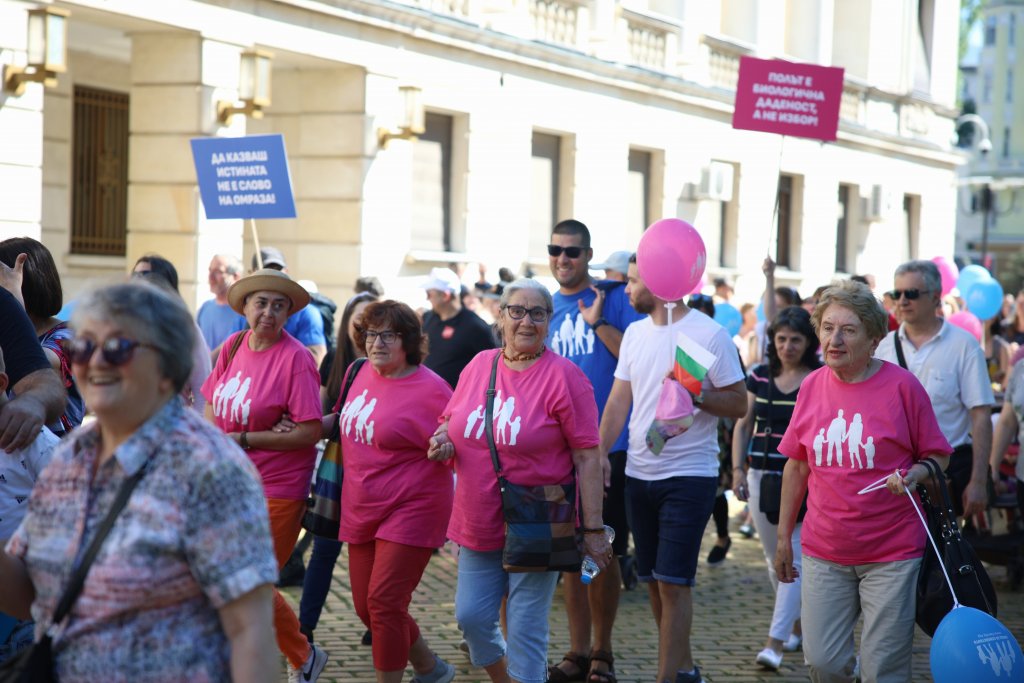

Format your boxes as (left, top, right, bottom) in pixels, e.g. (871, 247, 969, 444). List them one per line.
(485, 353, 581, 573)
(302, 357, 366, 538)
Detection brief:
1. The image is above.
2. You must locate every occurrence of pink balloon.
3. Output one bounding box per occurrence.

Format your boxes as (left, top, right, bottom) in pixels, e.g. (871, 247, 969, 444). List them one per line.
(947, 311, 982, 342)
(931, 256, 959, 297)
(689, 275, 707, 295)
(637, 219, 707, 301)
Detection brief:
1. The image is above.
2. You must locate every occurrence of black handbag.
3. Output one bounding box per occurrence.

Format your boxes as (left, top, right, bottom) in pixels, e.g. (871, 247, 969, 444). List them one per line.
(915, 458, 997, 637)
(302, 358, 366, 538)
(0, 462, 148, 682)
(484, 354, 581, 573)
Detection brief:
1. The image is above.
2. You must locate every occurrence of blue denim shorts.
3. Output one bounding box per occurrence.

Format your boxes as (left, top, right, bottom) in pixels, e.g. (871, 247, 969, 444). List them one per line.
(625, 475, 717, 586)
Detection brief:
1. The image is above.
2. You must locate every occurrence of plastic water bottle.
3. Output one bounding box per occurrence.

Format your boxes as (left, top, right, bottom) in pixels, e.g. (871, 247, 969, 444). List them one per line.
(580, 525, 615, 585)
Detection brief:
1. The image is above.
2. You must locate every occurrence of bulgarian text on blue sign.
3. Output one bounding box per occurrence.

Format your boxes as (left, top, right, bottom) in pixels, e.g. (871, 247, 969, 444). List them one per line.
(190, 134, 297, 219)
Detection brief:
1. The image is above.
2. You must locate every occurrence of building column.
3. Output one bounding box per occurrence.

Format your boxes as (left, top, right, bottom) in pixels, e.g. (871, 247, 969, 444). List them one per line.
(250, 65, 368, 305)
(128, 32, 246, 310)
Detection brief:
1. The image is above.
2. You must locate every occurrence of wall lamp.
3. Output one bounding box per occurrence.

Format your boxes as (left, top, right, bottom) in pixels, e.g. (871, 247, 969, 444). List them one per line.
(217, 49, 273, 124)
(3, 7, 70, 97)
(378, 85, 426, 148)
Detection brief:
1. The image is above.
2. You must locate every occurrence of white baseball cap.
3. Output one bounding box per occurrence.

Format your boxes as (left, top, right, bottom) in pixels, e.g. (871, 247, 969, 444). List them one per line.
(590, 251, 632, 276)
(419, 267, 461, 294)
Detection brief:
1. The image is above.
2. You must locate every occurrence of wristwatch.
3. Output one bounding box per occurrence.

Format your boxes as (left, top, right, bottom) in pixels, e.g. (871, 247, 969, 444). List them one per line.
(691, 392, 704, 406)
(591, 318, 609, 331)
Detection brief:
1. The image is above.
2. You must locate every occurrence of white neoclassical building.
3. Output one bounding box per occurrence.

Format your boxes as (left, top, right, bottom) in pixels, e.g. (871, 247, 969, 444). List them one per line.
(0, 0, 964, 309)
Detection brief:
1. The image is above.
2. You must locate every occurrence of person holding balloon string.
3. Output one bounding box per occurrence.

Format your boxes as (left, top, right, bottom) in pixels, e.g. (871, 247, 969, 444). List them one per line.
(774, 279, 953, 683)
(599, 221, 747, 683)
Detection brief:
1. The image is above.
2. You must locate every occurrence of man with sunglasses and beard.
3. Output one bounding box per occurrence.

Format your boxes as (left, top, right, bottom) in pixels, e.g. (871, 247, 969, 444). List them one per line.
(875, 260, 994, 520)
(545, 220, 644, 683)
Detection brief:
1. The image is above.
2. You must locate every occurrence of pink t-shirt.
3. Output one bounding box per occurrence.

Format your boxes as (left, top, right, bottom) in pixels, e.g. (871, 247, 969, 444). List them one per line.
(338, 364, 454, 548)
(777, 361, 952, 564)
(444, 349, 599, 552)
(201, 330, 322, 500)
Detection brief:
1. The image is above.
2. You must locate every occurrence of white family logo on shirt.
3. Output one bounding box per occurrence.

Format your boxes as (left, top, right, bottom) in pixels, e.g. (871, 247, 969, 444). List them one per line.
(551, 312, 595, 358)
(212, 371, 253, 426)
(813, 409, 876, 469)
(341, 390, 377, 445)
(464, 390, 522, 445)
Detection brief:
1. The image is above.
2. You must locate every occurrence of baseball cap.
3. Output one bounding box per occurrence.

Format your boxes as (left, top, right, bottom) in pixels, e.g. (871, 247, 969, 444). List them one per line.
(590, 251, 631, 276)
(419, 267, 461, 294)
(252, 246, 287, 271)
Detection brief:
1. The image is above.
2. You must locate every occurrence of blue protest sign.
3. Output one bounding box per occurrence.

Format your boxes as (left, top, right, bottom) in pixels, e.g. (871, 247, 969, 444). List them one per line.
(190, 134, 296, 219)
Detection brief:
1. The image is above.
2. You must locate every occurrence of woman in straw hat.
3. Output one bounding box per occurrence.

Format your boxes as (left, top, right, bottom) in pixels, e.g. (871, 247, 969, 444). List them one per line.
(201, 268, 328, 683)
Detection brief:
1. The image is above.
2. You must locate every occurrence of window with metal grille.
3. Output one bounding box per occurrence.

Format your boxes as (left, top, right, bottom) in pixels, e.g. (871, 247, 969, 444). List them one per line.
(72, 86, 129, 255)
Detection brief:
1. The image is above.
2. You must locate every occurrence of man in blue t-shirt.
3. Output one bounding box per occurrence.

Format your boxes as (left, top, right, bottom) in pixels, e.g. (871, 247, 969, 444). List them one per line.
(197, 254, 246, 351)
(545, 220, 643, 683)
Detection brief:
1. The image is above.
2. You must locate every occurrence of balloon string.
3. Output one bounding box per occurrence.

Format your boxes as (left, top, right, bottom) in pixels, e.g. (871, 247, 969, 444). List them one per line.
(859, 471, 960, 609)
(904, 478, 961, 609)
(664, 301, 677, 370)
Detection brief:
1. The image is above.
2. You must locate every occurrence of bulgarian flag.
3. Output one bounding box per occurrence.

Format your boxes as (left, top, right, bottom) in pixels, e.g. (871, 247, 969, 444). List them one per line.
(673, 332, 716, 396)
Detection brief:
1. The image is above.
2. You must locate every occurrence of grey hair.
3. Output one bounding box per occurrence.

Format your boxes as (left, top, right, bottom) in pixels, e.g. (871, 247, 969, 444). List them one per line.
(894, 260, 942, 297)
(71, 281, 195, 393)
(811, 279, 888, 342)
(216, 254, 244, 276)
(499, 277, 554, 312)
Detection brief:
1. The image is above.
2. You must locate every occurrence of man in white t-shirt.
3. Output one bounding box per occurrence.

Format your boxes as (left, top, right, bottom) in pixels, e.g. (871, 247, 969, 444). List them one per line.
(874, 259, 994, 518)
(600, 255, 745, 683)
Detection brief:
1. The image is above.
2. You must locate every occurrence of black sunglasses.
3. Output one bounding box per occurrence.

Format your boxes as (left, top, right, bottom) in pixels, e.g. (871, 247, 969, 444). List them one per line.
(547, 245, 585, 259)
(503, 305, 550, 322)
(63, 337, 156, 367)
(889, 288, 929, 301)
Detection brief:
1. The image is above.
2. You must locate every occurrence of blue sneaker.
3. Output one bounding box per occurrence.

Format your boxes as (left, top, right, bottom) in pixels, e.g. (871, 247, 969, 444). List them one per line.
(674, 666, 704, 683)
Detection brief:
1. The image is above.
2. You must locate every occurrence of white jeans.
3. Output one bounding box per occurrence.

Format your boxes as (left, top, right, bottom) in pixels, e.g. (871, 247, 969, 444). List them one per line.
(748, 467, 803, 643)
(801, 554, 921, 683)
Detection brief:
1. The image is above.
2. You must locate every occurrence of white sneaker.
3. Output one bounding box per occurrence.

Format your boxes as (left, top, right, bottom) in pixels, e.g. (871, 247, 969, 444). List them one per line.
(783, 634, 802, 652)
(756, 648, 783, 671)
(289, 643, 328, 683)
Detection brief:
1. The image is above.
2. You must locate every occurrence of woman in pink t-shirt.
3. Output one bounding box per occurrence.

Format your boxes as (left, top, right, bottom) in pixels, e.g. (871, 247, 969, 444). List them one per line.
(427, 278, 610, 683)
(201, 269, 326, 682)
(774, 280, 951, 683)
(334, 300, 456, 683)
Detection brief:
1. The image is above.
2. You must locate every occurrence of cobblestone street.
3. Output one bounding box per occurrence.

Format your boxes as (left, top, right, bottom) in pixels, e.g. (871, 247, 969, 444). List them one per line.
(282, 512, 1024, 682)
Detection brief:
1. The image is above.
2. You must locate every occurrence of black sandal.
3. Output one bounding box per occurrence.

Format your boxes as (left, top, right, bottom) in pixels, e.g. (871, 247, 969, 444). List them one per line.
(588, 649, 616, 683)
(547, 652, 590, 683)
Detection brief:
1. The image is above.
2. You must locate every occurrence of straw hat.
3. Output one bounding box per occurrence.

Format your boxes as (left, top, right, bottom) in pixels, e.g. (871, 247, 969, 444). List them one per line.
(227, 268, 311, 316)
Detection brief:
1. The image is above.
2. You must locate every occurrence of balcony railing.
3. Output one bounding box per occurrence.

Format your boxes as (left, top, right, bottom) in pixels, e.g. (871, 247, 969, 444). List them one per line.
(620, 7, 680, 72)
(529, 0, 586, 49)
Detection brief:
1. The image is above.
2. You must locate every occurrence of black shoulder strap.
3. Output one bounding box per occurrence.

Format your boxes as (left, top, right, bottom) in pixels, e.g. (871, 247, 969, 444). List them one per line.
(893, 332, 908, 369)
(329, 358, 366, 440)
(53, 462, 149, 626)
(485, 353, 503, 477)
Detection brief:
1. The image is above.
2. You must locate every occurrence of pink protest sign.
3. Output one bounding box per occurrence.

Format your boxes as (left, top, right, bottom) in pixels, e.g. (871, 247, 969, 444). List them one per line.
(732, 57, 845, 141)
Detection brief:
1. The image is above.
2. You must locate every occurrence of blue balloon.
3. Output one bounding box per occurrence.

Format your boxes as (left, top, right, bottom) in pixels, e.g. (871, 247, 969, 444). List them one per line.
(714, 302, 743, 336)
(957, 264, 991, 299)
(931, 606, 1024, 683)
(964, 277, 1004, 321)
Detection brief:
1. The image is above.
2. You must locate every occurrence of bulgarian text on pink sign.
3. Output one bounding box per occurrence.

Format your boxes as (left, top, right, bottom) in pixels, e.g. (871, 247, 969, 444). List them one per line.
(732, 56, 845, 142)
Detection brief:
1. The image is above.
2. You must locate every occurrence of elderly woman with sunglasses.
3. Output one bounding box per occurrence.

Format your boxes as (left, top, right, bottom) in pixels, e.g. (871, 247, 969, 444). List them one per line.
(322, 300, 456, 683)
(201, 269, 328, 682)
(428, 278, 610, 683)
(0, 281, 279, 682)
(774, 280, 951, 683)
